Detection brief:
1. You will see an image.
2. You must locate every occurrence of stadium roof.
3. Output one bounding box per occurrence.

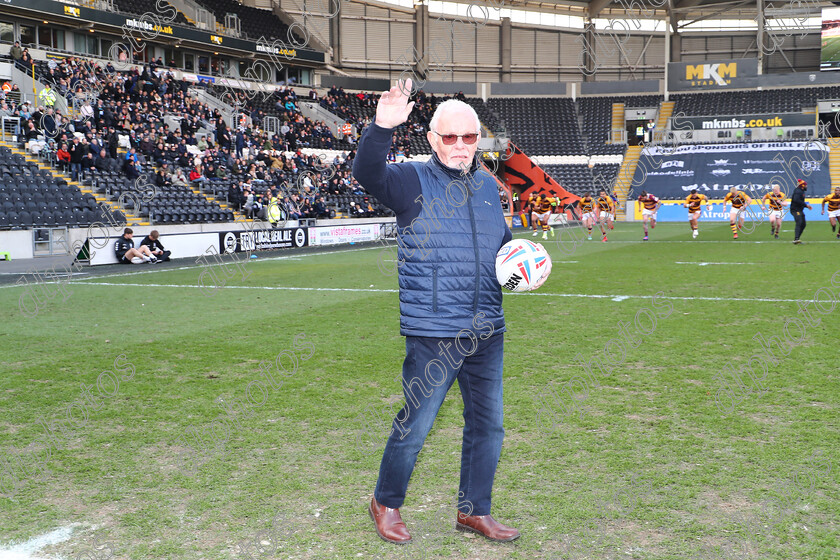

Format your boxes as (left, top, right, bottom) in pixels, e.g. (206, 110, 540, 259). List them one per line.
(446, 0, 820, 21)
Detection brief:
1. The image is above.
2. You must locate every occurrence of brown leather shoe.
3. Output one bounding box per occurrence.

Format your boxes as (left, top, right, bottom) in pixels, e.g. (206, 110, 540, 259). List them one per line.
(369, 496, 412, 544)
(456, 512, 520, 542)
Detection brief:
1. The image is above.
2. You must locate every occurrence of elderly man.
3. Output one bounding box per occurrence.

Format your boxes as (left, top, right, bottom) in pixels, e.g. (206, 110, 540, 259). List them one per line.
(352, 79, 550, 546)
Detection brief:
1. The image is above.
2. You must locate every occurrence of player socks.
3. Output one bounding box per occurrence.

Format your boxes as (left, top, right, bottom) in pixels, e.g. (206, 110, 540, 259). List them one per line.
(730, 223, 737, 236)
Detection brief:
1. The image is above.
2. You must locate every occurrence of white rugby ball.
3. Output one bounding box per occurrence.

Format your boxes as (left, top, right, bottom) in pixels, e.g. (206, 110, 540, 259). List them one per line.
(495, 239, 551, 292)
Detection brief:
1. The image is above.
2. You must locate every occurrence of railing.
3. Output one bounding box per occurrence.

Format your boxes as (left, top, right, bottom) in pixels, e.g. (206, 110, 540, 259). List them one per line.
(1, 116, 18, 142)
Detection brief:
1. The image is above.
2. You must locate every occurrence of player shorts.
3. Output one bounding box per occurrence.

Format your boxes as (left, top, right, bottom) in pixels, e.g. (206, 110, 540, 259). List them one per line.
(116, 252, 131, 264)
(768, 210, 782, 220)
(730, 208, 742, 221)
(582, 212, 595, 221)
(829, 209, 840, 219)
(689, 211, 701, 220)
(599, 211, 611, 221)
(536, 211, 551, 223)
(642, 209, 657, 219)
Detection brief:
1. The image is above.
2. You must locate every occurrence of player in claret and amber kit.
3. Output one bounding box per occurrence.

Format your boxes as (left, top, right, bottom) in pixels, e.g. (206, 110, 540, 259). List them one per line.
(637, 190, 661, 241)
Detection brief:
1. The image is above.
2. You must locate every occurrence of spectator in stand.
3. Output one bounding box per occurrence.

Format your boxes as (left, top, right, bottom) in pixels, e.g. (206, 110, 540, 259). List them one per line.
(124, 157, 140, 180)
(20, 48, 32, 66)
(235, 127, 245, 158)
(216, 121, 231, 149)
(314, 196, 328, 219)
(243, 185, 256, 218)
(69, 136, 84, 181)
(56, 142, 71, 172)
(107, 126, 119, 159)
(228, 182, 244, 210)
(10, 41, 22, 61)
(189, 164, 205, 186)
(95, 149, 113, 172)
(41, 107, 56, 138)
(155, 166, 171, 188)
(170, 167, 187, 187)
(81, 151, 96, 175)
(24, 120, 40, 143)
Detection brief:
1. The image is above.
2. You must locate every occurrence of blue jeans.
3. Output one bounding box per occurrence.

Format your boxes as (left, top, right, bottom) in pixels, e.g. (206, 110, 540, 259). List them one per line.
(374, 333, 505, 516)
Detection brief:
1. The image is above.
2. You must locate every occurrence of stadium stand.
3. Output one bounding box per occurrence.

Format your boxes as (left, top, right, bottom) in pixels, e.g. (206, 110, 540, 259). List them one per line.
(191, 0, 304, 42)
(111, 0, 193, 27)
(672, 86, 840, 116)
(0, 146, 108, 229)
(0, 52, 399, 230)
(486, 97, 584, 155)
(580, 95, 662, 154)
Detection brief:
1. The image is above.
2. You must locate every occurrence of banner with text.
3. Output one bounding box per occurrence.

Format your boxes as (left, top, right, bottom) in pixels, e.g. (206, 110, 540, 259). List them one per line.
(309, 224, 381, 246)
(632, 142, 831, 199)
(667, 59, 759, 90)
(672, 114, 815, 130)
(643, 202, 830, 222)
(219, 227, 308, 253)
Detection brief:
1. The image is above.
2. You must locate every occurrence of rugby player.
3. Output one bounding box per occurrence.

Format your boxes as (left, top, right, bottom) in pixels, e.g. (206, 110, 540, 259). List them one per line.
(579, 192, 596, 240)
(821, 186, 840, 239)
(535, 193, 556, 240)
(636, 190, 660, 241)
(763, 184, 786, 239)
(722, 187, 752, 240)
(682, 189, 709, 238)
(528, 193, 541, 237)
(596, 190, 614, 242)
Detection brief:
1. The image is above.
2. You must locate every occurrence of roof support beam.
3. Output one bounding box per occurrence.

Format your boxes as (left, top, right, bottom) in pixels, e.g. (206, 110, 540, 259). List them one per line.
(588, 0, 614, 19)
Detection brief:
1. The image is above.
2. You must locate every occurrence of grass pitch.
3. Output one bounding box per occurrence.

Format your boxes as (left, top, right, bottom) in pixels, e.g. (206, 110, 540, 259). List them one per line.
(1, 222, 838, 559)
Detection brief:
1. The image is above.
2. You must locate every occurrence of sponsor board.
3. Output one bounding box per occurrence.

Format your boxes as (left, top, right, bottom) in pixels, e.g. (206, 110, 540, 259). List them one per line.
(638, 202, 829, 222)
(219, 227, 308, 253)
(672, 114, 816, 130)
(308, 224, 381, 246)
(633, 142, 831, 199)
(668, 59, 759, 90)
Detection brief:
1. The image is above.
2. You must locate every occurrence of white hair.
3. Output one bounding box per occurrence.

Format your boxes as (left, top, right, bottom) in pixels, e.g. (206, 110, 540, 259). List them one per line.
(428, 99, 481, 133)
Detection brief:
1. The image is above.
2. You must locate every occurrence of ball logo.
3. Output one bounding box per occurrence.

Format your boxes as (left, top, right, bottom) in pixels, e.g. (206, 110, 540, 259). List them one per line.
(500, 245, 527, 265)
(503, 273, 522, 291)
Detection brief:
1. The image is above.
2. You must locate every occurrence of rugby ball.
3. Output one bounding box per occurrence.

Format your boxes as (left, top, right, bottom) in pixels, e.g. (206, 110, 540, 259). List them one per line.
(495, 239, 551, 292)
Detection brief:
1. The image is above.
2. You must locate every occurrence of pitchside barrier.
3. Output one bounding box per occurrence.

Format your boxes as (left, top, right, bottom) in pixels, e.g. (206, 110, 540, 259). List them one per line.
(631, 201, 830, 222)
(77, 221, 393, 266)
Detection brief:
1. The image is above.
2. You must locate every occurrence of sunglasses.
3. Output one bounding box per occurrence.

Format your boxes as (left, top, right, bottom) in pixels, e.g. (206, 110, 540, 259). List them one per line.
(433, 131, 479, 145)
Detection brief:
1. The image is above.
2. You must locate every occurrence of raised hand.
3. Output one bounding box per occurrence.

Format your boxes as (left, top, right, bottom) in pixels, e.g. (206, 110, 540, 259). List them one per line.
(374, 78, 416, 130)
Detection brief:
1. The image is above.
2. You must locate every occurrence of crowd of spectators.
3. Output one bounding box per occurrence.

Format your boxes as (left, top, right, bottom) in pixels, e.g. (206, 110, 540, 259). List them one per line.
(3, 50, 499, 226)
(0, 53, 389, 222)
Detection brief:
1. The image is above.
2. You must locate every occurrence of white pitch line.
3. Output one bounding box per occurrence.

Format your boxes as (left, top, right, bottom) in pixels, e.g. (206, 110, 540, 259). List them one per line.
(0, 246, 383, 288)
(0, 525, 74, 560)
(516, 237, 840, 244)
(675, 262, 762, 266)
(62, 281, 822, 303)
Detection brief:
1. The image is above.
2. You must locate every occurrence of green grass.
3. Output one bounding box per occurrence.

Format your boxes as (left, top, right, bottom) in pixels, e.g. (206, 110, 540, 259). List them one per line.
(1, 221, 838, 559)
(822, 36, 840, 64)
